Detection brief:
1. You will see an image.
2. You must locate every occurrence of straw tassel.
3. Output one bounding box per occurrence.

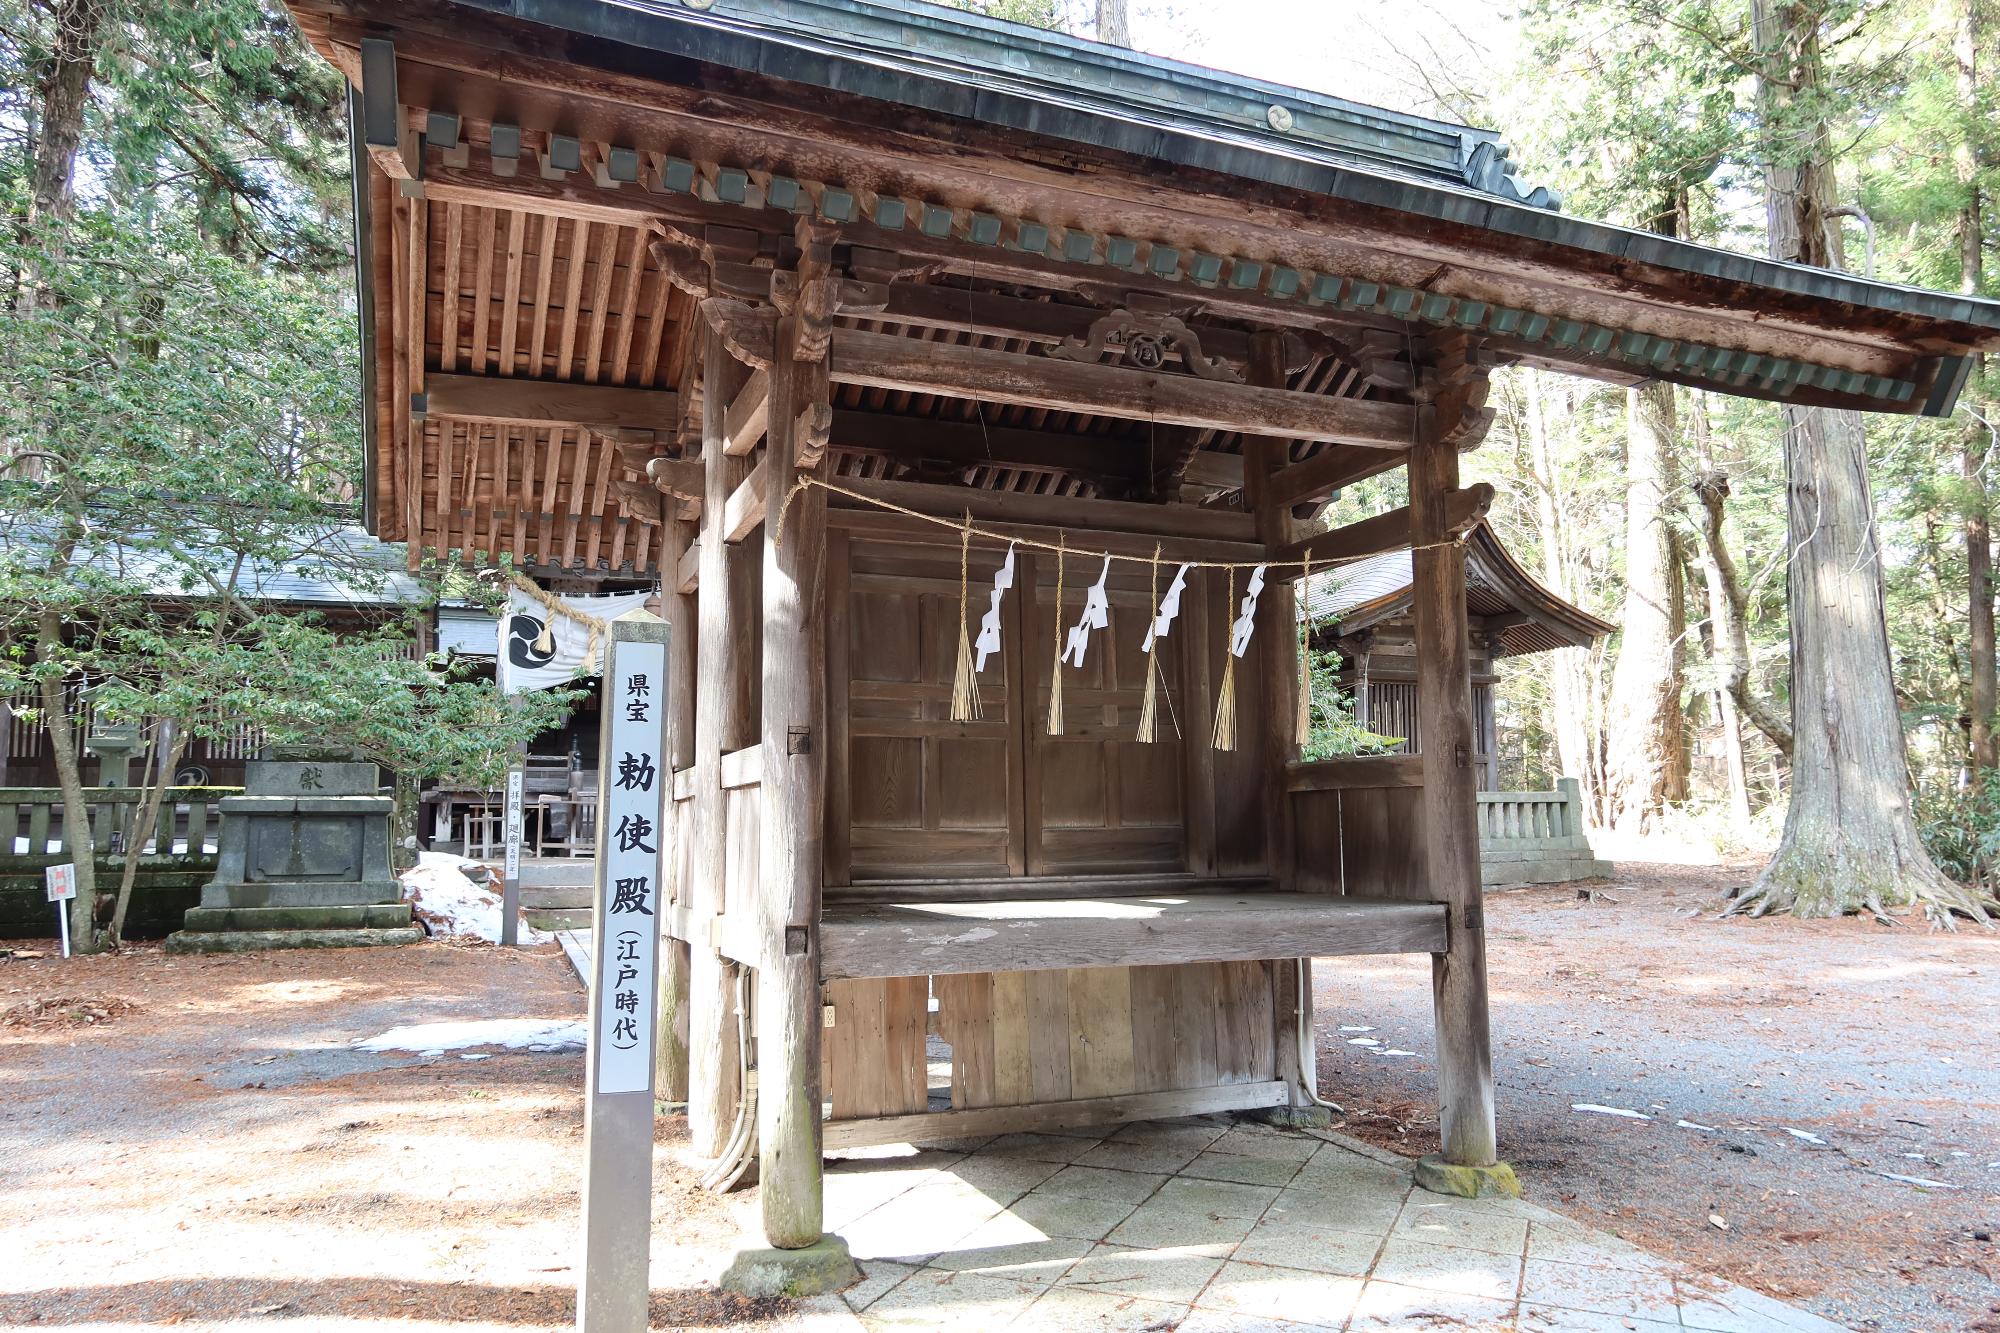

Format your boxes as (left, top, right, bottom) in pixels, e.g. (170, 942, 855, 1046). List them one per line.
(1295, 555, 1314, 747)
(1212, 567, 1238, 751)
(950, 513, 983, 722)
(1046, 534, 1066, 737)
(1136, 543, 1162, 743)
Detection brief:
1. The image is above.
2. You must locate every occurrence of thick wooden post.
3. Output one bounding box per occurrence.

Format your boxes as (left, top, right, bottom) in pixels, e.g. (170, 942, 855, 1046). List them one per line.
(757, 313, 828, 1249)
(1241, 331, 1310, 1108)
(1410, 345, 1500, 1170)
(656, 507, 697, 1104)
(689, 319, 749, 1159)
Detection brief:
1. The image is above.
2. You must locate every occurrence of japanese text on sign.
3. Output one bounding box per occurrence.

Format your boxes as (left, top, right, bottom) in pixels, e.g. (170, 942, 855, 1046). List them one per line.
(44, 863, 76, 902)
(593, 643, 667, 1096)
(503, 768, 524, 881)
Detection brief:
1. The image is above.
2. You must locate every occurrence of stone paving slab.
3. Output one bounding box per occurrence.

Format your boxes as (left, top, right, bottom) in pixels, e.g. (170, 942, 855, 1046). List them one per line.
(803, 1116, 1849, 1332)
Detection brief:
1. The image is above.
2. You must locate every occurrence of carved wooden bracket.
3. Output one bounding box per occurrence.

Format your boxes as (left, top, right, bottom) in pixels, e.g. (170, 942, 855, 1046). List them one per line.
(796, 401, 833, 470)
(650, 223, 770, 301)
(612, 474, 666, 524)
(645, 456, 705, 503)
(1047, 307, 1243, 382)
(650, 231, 710, 298)
(700, 298, 776, 369)
(772, 217, 839, 363)
(1414, 331, 1495, 451)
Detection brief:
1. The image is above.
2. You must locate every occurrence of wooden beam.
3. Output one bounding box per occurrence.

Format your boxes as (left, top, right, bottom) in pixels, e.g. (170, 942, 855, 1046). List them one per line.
(828, 328, 1416, 447)
(722, 456, 768, 543)
(724, 368, 771, 457)
(1285, 755, 1426, 792)
(1182, 450, 1246, 491)
(1265, 439, 1413, 510)
(424, 372, 679, 431)
(823, 1082, 1289, 1151)
(687, 320, 748, 1161)
(831, 475, 1257, 544)
(656, 512, 697, 1103)
(719, 744, 763, 791)
(1239, 331, 1306, 1111)
(757, 310, 833, 1249)
(828, 507, 1261, 565)
(1271, 484, 1493, 575)
(829, 413, 1142, 487)
(1410, 337, 1499, 1170)
(427, 369, 1150, 487)
(645, 456, 704, 503)
(840, 282, 1257, 370)
(675, 538, 700, 594)
(818, 894, 1447, 980)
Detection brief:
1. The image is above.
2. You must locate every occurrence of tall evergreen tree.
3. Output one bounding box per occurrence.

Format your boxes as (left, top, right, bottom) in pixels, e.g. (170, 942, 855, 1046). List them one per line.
(1736, 0, 1990, 922)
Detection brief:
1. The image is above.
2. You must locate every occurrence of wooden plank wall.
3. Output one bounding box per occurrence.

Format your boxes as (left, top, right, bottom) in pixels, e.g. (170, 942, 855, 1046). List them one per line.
(829, 527, 1272, 885)
(823, 977, 929, 1118)
(1288, 764, 1430, 899)
(916, 963, 1278, 1114)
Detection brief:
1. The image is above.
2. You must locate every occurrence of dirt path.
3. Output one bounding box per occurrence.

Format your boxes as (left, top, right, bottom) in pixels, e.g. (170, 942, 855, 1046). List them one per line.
(1311, 858, 2000, 1333)
(0, 940, 797, 1332)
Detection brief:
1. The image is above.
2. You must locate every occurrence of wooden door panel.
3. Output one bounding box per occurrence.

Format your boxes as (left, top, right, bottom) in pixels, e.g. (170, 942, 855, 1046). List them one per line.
(841, 537, 1018, 880)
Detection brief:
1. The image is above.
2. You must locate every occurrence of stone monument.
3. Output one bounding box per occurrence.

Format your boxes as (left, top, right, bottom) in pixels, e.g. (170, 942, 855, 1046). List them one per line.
(166, 755, 419, 952)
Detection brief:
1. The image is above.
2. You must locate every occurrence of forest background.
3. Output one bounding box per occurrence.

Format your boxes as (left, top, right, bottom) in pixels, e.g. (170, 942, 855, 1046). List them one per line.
(1019, 0, 2000, 893)
(5, 0, 1999, 943)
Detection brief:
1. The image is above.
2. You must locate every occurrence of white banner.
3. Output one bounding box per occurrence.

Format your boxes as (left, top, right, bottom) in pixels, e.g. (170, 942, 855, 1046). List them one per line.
(497, 588, 653, 695)
(593, 638, 667, 1096)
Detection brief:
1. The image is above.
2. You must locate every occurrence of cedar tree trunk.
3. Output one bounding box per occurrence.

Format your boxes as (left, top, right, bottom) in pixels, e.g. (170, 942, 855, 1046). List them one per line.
(1741, 0, 1987, 922)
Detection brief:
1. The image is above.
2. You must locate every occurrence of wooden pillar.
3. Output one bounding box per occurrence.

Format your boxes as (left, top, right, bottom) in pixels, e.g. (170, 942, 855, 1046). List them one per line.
(689, 319, 749, 1159)
(656, 506, 697, 1104)
(1477, 636, 1502, 792)
(1410, 350, 1500, 1169)
(1241, 331, 1309, 1107)
(756, 312, 829, 1249)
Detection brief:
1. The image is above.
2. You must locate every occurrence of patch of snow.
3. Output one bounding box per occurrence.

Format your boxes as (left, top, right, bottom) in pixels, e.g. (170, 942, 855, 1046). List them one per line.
(400, 850, 549, 945)
(1784, 1128, 1829, 1146)
(1877, 1172, 1958, 1190)
(354, 1018, 586, 1054)
(1377, 1048, 1418, 1057)
(1676, 1120, 1718, 1132)
(460, 1053, 492, 1062)
(1572, 1104, 1652, 1121)
(1338, 1025, 1375, 1033)
(1347, 1037, 1381, 1047)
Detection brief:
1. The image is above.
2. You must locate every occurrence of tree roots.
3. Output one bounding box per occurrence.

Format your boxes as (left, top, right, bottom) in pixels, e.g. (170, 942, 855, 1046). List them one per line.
(1727, 844, 1998, 930)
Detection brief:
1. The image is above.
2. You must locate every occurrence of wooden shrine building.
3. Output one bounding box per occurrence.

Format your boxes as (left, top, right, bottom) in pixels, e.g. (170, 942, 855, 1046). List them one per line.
(1305, 522, 1615, 790)
(287, 0, 2000, 1281)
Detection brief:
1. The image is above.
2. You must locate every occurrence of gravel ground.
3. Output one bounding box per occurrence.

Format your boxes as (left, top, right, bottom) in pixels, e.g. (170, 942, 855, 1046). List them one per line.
(0, 940, 800, 1332)
(1311, 858, 2000, 1333)
(6, 866, 1995, 1332)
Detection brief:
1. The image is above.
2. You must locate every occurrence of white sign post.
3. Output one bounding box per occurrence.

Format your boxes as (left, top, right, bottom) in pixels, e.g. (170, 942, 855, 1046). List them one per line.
(501, 765, 524, 947)
(578, 612, 669, 1332)
(45, 864, 76, 959)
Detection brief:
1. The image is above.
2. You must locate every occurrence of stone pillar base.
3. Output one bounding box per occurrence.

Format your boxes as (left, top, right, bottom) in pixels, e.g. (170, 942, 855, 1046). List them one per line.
(1414, 1154, 1522, 1199)
(1243, 1103, 1336, 1131)
(719, 1234, 859, 1298)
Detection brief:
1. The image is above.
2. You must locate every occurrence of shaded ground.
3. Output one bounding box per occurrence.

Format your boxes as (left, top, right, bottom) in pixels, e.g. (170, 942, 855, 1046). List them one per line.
(1312, 857, 2000, 1333)
(0, 940, 797, 1332)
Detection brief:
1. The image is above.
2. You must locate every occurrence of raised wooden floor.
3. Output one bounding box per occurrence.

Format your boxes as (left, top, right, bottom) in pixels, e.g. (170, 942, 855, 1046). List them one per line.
(819, 883, 1447, 980)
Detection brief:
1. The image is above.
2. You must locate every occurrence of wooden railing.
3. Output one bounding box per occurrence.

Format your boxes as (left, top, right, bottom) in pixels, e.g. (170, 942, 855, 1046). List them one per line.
(1476, 777, 1607, 886)
(0, 786, 240, 868)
